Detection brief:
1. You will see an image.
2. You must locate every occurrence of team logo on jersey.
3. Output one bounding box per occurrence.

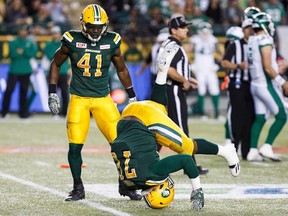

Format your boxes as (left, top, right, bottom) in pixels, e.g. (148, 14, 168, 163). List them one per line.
(100, 45, 110, 49)
(76, 42, 87, 48)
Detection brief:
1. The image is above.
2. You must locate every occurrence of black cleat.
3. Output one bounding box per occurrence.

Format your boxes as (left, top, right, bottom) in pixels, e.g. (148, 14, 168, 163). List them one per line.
(119, 186, 142, 200)
(65, 184, 85, 201)
(197, 166, 209, 175)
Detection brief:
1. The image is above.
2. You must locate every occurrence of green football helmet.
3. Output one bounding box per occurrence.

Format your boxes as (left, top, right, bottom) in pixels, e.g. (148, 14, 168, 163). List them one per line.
(244, 6, 261, 19)
(252, 12, 275, 36)
(197, 22, 213, 39)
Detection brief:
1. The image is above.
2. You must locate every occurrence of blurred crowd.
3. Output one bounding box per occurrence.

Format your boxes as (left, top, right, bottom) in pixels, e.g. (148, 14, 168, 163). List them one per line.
(0, 0, 287, 38)
(0, 0, 71, 35)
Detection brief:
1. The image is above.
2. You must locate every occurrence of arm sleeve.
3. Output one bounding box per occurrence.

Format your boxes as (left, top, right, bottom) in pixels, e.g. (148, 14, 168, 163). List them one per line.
(223, 43, 236, 61)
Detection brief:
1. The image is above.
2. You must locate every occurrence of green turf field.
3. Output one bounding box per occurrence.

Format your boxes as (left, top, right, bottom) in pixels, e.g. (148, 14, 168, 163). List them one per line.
(0, 114, 287, 216)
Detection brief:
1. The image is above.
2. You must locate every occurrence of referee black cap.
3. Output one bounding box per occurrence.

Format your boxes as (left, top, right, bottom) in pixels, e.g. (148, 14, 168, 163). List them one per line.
(168, 16, 192, 29)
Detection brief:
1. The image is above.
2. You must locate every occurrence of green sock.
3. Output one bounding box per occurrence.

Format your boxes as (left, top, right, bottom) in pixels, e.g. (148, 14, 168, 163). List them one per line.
(211, 95, 219, 117)
(197, 95, 204, 114)
(265, 112, 287, 144)
(224, 120, 230, 139)
(194, 138, 218, 154)
(250, 114, 266, 148)
(151, 83, 167, 106)
(68, 143, 84, 179)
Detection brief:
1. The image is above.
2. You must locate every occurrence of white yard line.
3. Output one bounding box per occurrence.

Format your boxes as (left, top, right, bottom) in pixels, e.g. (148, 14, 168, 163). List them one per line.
(0, 172, 131, 216)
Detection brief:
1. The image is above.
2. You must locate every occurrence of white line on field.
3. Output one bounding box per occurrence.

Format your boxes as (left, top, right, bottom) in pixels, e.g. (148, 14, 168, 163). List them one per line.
(0, 171, 131, 216)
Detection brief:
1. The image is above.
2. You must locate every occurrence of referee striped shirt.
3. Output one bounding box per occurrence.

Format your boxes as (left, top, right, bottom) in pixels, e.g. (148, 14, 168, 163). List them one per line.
(161, 37, 191, 85)
(223, 39, 250, 82)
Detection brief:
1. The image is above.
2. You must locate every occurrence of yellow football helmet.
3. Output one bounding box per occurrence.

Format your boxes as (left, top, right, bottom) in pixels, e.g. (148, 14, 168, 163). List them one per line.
(143, 178, 175, 209)
(80, 4, 109, 43)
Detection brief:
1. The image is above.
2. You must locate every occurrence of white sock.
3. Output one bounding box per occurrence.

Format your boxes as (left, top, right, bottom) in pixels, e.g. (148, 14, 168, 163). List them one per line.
(191, 176, 201, 190)
(155, 72, 167, 85)
(217, 144, 226, 157)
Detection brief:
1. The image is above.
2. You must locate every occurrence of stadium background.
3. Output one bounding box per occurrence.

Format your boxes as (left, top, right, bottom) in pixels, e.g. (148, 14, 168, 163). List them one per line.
(0, 0, 288, 114)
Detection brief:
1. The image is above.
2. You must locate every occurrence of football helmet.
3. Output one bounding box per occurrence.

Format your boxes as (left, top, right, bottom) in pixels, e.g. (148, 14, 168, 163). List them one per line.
(143, 178, 175, 209)
(252, 12, 275, 36)
(226, 26, 244, 40)
(243, 6, 261, 19)
(197, 22, 213, 39)
(80, 4, 109, 43)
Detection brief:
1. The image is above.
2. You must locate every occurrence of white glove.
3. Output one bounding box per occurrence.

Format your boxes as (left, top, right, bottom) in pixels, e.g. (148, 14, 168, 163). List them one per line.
(48, 93, 60, 115)
(128, 97, 137, 104)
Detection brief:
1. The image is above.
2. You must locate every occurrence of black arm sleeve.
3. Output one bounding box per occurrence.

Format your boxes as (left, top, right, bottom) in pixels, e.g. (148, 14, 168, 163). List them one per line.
(223, 43, 236, 61)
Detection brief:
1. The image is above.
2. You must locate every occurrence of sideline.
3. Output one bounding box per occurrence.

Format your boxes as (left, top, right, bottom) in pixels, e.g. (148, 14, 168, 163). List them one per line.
(0, 172, 131, 216)
(85, 183, 288, 199)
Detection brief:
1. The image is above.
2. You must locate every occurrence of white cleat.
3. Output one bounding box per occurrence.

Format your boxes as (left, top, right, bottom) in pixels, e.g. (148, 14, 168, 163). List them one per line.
(259, 144, 281, 162)
(247, 148, 264, 162)
(224, 144, 241, 177)
(157, 44, 179, 73)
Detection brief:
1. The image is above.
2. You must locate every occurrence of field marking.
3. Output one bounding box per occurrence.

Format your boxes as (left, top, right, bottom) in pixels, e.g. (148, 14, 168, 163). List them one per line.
(85, 183, 288, 200)
(0, 172, 131, 216)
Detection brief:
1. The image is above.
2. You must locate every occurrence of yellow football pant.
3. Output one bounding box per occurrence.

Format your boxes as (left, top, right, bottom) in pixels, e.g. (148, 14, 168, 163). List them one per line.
(121, 100, 194, 155)
(67, 94, 120, 144)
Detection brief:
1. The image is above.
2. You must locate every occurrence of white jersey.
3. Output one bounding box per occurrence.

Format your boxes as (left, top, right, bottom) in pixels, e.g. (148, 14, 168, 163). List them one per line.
(190, 34, 218, 66)
(247, 34, 278, 85)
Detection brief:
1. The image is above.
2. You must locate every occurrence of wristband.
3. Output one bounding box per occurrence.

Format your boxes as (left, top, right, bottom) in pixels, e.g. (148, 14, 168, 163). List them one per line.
(49, 84, 57, 94)
(125, 86, 136, 98)
(274, 75, 286, 86)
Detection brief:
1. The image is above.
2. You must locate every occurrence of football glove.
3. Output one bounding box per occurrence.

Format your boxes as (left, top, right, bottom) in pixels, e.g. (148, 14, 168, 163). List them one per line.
(128, 97, 137, 104)
(48, 93, 60, 115)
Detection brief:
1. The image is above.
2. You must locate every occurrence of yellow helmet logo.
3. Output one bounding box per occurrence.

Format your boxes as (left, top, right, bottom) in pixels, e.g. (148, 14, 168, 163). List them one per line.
(80, 4, 108, 25)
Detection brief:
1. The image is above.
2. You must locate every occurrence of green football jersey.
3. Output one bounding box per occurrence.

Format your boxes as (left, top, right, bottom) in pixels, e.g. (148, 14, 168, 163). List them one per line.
(111, 120, 167, 189)
(62, 30, 121, 97)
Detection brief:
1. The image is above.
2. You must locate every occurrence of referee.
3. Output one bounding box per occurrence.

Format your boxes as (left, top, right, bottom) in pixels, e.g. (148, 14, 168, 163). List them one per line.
(158, 16, 208, 175)
(221, 19, 255, 160)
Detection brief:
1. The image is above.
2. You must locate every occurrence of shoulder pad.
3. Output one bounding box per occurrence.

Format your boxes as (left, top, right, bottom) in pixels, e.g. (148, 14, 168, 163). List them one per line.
(62, 30, 81, 43)
(107, 31, 121, 45)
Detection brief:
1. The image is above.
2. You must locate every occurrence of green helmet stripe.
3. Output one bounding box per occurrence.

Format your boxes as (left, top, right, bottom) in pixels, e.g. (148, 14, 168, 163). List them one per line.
(93, 5, 100, 21)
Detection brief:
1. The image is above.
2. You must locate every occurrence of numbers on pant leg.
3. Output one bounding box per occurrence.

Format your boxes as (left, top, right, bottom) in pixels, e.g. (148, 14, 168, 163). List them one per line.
(111, 151, 137, 180)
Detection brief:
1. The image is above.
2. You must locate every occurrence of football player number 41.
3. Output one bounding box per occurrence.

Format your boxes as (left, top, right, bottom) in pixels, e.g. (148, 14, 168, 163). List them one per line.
(77, 53, 103, 77)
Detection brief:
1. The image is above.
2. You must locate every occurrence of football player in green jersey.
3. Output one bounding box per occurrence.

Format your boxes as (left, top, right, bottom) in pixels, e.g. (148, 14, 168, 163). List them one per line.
(111, 44, 241, 210)
(47, 4, 137, 201)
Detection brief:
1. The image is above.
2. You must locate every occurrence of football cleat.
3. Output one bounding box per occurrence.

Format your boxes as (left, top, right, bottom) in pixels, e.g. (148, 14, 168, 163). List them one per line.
(224, 144, 241, 177)
(157, 44, 179, 73)
(119, 185, 142, 200)
(197, 166, 209, 175)
(190, 188, 204, 210)
(65, 184, 85, 201)
(259, 144, 281, 162)
(247, 148, 264, 162)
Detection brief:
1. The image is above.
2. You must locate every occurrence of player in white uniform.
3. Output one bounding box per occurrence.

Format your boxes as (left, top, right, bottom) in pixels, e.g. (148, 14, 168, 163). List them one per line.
(189, 22, 223, 119)
(247, 12, 288, 161)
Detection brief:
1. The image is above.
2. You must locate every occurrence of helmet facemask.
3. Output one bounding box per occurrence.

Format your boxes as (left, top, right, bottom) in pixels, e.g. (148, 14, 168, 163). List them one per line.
(80, 4, 109, 45)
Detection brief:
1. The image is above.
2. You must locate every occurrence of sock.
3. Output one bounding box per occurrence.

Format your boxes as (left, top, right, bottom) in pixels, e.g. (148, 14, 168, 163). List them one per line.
(211, 95, 219, 117)
(250, 114, 266, 148)
(224, 120, 231, 139)
(265, 112, 286, 144)
(151, 83, 167, 105)
(68, 143, 84, 179)
(155, 71, 167, 85)
(194, 138, 218, 154)
(191, 176, 201, 190)
(197, 95, 204, 114)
